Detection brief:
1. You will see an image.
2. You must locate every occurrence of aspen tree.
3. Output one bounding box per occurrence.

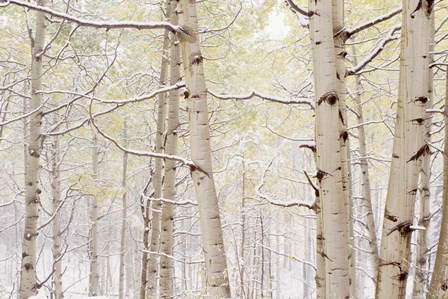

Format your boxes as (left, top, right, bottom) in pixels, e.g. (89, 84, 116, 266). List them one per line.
(19, 0, 46, 297)
(159, 0, 181, 296)
(119, 121, 128, 299)
(179, 0, 231, 296)
(89, 133, 100, 296)
(308, 0, 350, 297)
(50, 133, 63, 299)
(428, 68, 448, 298)
(377, 1, 433, 297)
(146, 0, 171, 297)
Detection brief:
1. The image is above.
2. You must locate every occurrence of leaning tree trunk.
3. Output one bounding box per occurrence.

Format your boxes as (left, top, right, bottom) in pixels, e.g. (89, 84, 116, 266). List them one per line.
(376, 1, 433, 298)
(159, 0, 180, 297)
(19, 1, 46, 297)
(119, 121, 128, 299)
(428, 67, 448, 298)
(178, 0, 231, 297)
(50, 133, 63, 299)
(146, 1, 171, 297)
(308, 0, 350, 297)
(89, 133, 100, 296)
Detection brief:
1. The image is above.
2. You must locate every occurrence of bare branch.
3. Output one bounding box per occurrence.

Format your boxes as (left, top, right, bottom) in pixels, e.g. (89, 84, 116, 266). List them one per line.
(208, 90, 314, 109)
(284, 0, 311, 17)
(88, 101, 197, 169)
(346, 7, 402, 38)
(347, 25, 400, 76)
(3, 0, 184, 33)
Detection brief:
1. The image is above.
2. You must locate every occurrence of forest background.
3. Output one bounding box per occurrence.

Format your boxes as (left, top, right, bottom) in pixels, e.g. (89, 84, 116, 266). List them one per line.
(0, 0, 448, 298)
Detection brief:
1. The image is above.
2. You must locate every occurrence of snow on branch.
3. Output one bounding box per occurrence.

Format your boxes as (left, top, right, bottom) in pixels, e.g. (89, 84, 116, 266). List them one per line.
(208, 90, 314, 109)
(347, 25, 400, 76)
(2, 0, 184, 33)
(285, 0, 311, 17)
(346, 7, 402, 38)
(38, 82, 186, 105)
(255, 161, 315, 210)
(88, 101, 198, 170)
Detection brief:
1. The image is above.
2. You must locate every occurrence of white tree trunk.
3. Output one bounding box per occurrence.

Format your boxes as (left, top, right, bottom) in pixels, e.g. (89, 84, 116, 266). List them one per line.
(159, 0, 180, 296)
(89, 133, 100, 296)
(147, 2, 171, 298)
(308, 0, 350, 297)
(351, 44, 378, 298)
(413, 12, 434, 297)
(428, 68, 448, 298)
(376, 1, 432, 297)
(50, 133, 63, 299)
(19, 1, 46, 297)
(179, 0, 231, 297)
(119, 121, 128, 299)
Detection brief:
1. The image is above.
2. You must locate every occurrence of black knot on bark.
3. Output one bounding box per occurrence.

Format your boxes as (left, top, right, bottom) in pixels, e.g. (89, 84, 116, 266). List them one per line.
(414, 96, 429, 104)
(318, 91, 338, 106)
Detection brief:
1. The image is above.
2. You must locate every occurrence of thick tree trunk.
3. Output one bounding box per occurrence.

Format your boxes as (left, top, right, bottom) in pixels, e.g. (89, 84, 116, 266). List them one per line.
(179, 0, 231, 297)
(89, 133, 100, 296)
(50, 134, 63, 299)
(428, 68, 448, 298)
(19, 1, 46, 297)
(376, 1, 432, 297)
(308, 0, 350, 297)
(159, 0, 180, 296)
(147, 1, 172, 298)
(119, 121, 128, 299)
(413, 13, 434, 297)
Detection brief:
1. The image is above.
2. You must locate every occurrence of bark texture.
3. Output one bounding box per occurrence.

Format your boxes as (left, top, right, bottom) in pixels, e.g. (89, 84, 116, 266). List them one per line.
(147, 0, 171, 297)
(159, 0, 180, 297)
(89, 133, 100, 296)
(376, 1, 432, 297)
(19, 1, 46, 297)
(428, 68, 448, 298)
(51, 135, 63, 299)
(179, 0, 231, 297)
(308, 0, 350, 297)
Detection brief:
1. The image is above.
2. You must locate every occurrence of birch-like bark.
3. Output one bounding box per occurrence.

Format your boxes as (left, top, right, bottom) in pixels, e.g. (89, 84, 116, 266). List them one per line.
(119, 121, 128, 299)
(159, 0, 180, 296)
(308, 0, 350, 297)
(351, 43, 378, 297)
(50, 133, 63, 299)
(146, 1, 171, 297)
(331, 1, 356, 295)
(19, 1, 46, 297)
(89, 133, 100, 296)
(413, 13, 434, 297)
(376, 1, 432, 297)
(428, 68, 448, 298)
(179, 0, 231, 297)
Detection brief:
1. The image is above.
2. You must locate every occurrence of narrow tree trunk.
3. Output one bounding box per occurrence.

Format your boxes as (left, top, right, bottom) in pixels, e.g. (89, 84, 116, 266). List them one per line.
(51, 133, 63, 299)
(428, 68, 448, 298)
(351, 44, 378, 297)
(146, 1, 172, 297)
(89, 133, 100, 296)
(376, 1, 433, 297)
(119, 121, 129, 299)
(308, 0, 350, 297)
(178, 0, 231, 297)
(19, 1, 46, 297)
(159, 1, 181, 296)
